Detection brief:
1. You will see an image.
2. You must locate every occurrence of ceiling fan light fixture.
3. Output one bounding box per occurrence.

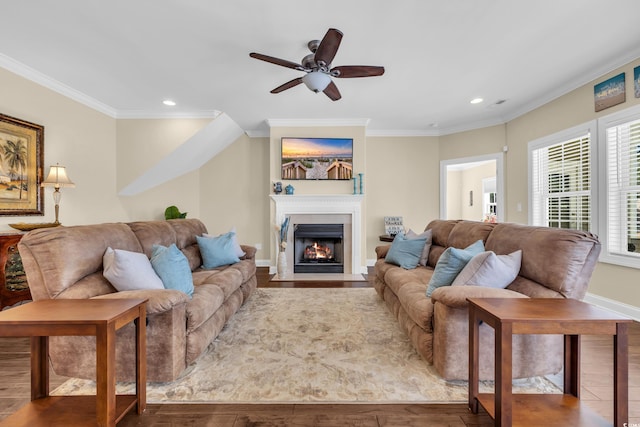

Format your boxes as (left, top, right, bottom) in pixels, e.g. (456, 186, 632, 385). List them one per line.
(302, 71, 331, 93)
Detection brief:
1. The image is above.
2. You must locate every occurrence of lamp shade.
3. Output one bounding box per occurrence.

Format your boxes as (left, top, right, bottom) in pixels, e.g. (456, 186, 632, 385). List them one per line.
(41, 164, 75, 188)
(301, 71, 331, 93)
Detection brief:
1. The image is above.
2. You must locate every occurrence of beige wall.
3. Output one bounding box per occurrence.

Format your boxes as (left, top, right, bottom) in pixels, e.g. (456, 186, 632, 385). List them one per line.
(0, 68, 125, 230)
(439, 125, 506, 161)
(365, 136, 440, 259)
(115, 118, 211, 221)
(199, 135, 271, 260)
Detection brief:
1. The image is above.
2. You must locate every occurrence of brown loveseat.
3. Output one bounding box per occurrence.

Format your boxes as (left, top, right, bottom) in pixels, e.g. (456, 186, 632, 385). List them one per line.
(374, 220, 601, 381)
(18, 219, 256, 382)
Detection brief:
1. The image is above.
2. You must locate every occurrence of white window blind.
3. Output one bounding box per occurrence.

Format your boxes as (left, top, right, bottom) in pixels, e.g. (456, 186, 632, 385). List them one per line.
(605, 117, 640, 257)
(531, 134, 591, 231)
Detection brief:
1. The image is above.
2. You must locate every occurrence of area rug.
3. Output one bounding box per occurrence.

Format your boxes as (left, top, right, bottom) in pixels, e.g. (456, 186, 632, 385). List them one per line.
(52, 288, 560, 403)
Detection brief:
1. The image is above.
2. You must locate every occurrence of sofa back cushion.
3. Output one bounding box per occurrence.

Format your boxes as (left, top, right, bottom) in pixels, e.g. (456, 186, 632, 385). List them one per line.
(19, 223, 142, 300)
(485, 223, 600, 299)
(426, 220, 494, 268)
(127, 219, 207, 271)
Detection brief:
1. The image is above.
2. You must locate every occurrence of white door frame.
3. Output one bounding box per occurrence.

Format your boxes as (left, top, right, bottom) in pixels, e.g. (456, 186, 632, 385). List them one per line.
(439, 152, 504, 221)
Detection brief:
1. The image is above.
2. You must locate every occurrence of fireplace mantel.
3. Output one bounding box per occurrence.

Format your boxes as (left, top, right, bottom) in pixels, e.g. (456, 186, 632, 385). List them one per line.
(270, 195, 364, 274)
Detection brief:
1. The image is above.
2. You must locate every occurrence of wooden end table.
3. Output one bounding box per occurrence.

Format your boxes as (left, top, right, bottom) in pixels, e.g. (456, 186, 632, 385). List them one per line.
(0, 298, 147, 427)
(468, 297, 632, 427)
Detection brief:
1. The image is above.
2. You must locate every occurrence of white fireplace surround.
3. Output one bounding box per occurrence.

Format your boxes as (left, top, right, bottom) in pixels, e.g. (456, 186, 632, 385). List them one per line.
(270, 195, 365, 274)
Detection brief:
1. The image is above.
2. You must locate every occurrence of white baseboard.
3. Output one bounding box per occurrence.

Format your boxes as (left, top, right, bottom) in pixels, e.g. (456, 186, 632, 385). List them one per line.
(583, 292, 640, 322)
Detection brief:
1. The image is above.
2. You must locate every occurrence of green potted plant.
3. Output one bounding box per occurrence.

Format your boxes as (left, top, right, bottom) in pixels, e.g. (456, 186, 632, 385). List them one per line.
(164, 205, 187, 220)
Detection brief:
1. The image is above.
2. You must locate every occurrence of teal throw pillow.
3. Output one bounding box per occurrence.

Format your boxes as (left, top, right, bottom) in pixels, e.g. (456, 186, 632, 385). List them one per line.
(426, 239, 485, 297)
(385, 232, 427, 270)
(197, 232, 241, 269)
(150, 244, 194, 297)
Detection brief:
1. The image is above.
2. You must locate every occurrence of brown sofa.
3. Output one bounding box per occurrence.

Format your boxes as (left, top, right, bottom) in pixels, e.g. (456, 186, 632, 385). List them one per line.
(374, 220, 601, 381)
(18, 218, 256, 382)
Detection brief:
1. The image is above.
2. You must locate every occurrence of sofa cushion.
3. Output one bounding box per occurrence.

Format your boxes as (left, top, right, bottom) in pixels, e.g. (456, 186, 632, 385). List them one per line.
(103, 247, 164, 291)
(197, 234, 241, 269)
(426, 240, 485, 297)
(383, 264, 432, 296)
(228, 259, 257, 283)
(385, 232, 427, 269)
(396, 282, 434, 332)
(192, 267, 244, 300)
(151, 244, 194, 297)
(185, 284, 226, 333)
(452, 250, 522, 289)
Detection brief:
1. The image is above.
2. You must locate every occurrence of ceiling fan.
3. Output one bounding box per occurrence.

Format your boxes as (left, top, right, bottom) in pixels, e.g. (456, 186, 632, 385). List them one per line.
(249, 28, 385, 101)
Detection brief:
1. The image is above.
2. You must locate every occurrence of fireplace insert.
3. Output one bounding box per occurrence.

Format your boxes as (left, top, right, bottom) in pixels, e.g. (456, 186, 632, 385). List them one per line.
(293, 224, 344, 273)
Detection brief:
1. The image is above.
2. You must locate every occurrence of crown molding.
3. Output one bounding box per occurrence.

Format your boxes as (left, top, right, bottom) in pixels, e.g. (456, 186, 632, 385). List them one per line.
(0, 53, 118, 117)
(502, 49, 640, 124)
(265, 118, 370, 128)
(366, 129, 440, 137)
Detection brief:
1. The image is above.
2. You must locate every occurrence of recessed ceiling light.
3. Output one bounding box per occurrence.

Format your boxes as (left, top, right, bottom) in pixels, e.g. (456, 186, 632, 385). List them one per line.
(163, 100, 176, 106)
(470, 98, 484, 104)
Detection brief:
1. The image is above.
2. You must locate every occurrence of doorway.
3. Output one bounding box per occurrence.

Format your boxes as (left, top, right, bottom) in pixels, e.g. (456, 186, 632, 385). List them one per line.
(439, 153, 504, 222)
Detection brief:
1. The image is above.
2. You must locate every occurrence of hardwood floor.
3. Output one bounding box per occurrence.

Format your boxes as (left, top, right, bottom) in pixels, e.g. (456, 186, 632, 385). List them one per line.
(0, 267, 638, 426)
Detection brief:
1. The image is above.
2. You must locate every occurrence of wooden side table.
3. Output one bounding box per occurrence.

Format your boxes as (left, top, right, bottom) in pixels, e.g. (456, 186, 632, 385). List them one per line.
(0, 298, 147, 427)
(468, 297, 632, 427)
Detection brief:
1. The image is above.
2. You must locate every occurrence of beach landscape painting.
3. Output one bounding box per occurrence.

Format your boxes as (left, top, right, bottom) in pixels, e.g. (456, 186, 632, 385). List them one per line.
(0, 114, 44, 215)
(281, 137, 353, 180)
(594, 72, 626, 112)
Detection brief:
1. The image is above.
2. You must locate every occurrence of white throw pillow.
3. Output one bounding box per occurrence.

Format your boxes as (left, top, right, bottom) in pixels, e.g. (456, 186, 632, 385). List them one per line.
(103, 247, 164, 291)
(451, 250, 522, 289)
(406, 228, 432, 266)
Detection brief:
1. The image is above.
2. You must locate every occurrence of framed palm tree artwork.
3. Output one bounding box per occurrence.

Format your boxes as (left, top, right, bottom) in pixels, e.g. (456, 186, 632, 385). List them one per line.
(0, 114, 44, 216)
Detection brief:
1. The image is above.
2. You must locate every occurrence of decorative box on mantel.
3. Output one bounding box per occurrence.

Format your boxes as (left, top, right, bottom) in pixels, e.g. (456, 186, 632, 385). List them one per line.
(270, 194, 365, 275)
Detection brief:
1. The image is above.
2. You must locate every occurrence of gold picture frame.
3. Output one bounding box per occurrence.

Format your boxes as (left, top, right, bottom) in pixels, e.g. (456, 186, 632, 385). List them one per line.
(0, 113, 44, 216)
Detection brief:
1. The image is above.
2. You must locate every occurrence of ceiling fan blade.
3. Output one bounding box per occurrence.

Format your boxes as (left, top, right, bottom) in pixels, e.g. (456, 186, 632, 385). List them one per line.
(323, 81, 342, 101)
(271, 77, 304, 94)
(331, 65, 385, 78)
(314, 28, 343, 67)
(249, 52, 307, 71)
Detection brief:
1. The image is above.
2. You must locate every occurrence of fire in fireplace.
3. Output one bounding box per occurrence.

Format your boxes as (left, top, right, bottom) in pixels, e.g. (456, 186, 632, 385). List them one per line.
(293, 224, 344, 273)
(304, 242, 334, 261)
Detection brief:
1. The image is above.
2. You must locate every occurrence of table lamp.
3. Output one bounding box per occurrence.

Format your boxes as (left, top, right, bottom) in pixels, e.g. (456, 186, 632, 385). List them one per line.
(41, 163, 75, 225)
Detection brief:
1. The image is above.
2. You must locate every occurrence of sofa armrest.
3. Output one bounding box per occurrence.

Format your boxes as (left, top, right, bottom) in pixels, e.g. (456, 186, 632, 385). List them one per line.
(430, 286, 528, 309)
(375, 245, 391, 260)
(93, 289, 189, 315)
(241, 245, 257, 260)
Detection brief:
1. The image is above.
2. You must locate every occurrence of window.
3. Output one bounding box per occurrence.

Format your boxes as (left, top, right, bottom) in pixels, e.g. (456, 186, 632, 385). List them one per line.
(529, 122, 595, 231)
(599, 104, 640, 266)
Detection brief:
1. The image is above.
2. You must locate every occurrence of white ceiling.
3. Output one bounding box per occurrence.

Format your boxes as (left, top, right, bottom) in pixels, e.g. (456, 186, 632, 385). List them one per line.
(2, 1, 640, 136)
